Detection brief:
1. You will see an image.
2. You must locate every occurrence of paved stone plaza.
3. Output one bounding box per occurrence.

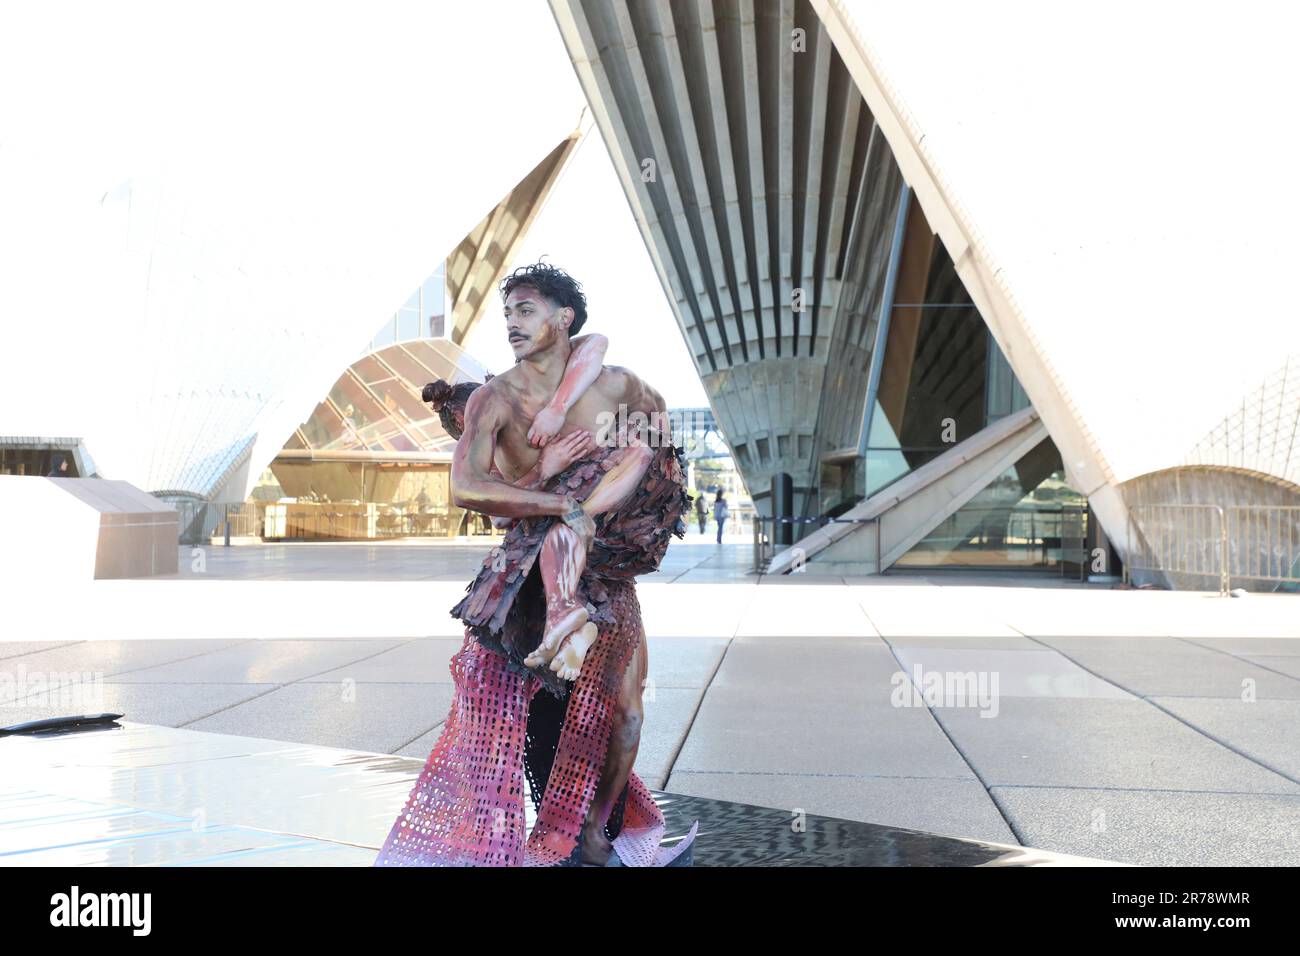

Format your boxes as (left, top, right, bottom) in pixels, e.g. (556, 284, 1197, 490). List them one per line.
(4, 532, 1299, 866)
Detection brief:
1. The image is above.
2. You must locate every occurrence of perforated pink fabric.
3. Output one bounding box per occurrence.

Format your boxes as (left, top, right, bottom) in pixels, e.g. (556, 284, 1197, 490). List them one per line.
(376, 435, 695, 867)
(375, 589, 688, 866)
(525, 578, 645, 865)
(374, 630, 536, 866)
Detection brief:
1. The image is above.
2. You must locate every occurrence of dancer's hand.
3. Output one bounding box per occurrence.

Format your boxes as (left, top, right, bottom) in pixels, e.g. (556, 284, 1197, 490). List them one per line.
(528, 404, 566, 448)
(538, 429, 596, 482)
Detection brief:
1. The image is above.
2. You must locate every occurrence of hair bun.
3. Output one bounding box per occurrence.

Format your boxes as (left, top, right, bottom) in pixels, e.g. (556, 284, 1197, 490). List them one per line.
(422, 380, 454, 409)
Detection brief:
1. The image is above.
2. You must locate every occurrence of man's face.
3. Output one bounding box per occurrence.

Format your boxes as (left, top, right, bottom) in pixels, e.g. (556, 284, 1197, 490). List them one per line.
(504, 286, 571, 360)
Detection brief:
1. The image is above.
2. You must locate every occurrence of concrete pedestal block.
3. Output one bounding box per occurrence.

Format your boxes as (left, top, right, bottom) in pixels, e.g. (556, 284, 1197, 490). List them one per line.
(0, 476, 178, 581)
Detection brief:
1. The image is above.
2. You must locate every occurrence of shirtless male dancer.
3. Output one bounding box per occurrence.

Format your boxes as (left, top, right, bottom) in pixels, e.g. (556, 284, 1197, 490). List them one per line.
(449, 262, 670, 863)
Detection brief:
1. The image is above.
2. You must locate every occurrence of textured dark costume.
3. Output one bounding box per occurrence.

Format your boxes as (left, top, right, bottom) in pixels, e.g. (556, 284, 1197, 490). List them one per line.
(374, 434, 694, 866)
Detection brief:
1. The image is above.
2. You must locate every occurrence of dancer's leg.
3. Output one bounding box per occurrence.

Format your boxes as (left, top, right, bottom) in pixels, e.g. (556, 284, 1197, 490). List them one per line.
(579, 623, 647, 864)
(581, 439, 654, 516)
(546, 440, 656, 680)
(524, 522, 590, 669)
(530, 440, 656, 676)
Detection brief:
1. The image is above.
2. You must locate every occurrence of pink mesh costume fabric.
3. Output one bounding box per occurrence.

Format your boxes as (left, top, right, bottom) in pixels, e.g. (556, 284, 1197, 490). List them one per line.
(374, 630, 536, 866)
(374, 588, 682, 867)
(524, 577, 644, 865)
(374, 437, 694, 867)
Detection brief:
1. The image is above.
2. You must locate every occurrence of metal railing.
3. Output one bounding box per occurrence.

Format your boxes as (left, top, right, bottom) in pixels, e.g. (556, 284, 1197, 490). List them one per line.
(1124, 504, 1300, 594)
(1226, 505, 1300, 589)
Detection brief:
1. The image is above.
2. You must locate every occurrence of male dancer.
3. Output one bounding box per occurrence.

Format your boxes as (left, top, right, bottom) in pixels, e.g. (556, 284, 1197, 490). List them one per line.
(375, 263, 691, 866)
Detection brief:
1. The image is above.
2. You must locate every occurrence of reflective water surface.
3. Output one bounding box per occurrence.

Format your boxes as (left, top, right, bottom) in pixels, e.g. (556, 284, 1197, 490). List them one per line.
(0, 722, 1118, 866)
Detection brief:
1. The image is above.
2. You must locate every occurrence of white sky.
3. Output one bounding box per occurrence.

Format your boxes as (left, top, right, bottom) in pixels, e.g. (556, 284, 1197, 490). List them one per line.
(463, 124, 708, 409)
(0, 0, 706, 495)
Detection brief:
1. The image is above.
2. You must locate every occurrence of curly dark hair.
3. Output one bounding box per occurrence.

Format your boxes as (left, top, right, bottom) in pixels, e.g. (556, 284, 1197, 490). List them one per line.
(422, 376, 491, 440)
(499, 261, 587, 336)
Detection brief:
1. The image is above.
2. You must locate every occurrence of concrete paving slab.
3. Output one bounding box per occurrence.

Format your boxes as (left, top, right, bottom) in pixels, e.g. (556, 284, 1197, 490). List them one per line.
(634, 687, 705, 789)
(301, 638, 463, 684)
(0, 639, 251, 683)
(858, 593, 1022, 638)
(1151, 696, 1300, 782)
(185, 681, 453, 753)
(1032, 635, 1185, 650)
(890, 647, 1134, 700)
(107, 639, 406, 684)
(1185, 636, 1300, 656)
(992, 785, 1300, 866)
(1, 682, 278, 728)
(1035, 638, 1300, 699)
(643, 637, 729, 689)
(394, 723, 446, 759)
(1236, 655, 1300, 680)
(933, 698, 1300, 793)
(885, 634, 1045, 650)
(0, 641, 82, 661)
(674, 638, 975, 778)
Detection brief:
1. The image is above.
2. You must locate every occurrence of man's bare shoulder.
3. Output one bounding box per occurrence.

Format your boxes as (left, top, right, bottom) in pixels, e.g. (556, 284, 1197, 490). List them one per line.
(595, 364, 641, 395)
(464, 376, 511, 422)
(597, 364, 663, 411)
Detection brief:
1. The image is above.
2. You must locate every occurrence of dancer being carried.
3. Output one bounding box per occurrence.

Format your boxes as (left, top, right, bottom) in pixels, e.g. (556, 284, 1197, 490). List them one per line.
(423, 330, 654, 682)
(375, 262, 692, 867)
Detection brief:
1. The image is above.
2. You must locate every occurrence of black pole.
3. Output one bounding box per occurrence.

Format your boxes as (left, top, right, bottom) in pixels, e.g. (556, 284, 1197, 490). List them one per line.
(771, 472, 793, 547)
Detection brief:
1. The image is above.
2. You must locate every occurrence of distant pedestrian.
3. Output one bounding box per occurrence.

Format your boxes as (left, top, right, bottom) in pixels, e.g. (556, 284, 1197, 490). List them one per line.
(713, 491, 729, 543)
(694, 493, 707, 534)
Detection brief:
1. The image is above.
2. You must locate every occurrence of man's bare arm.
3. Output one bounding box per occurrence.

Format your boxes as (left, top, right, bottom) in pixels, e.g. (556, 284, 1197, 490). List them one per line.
(528, 333, 609, 448)
(451, 386, 576, 518)
(489, 430, 595, 527)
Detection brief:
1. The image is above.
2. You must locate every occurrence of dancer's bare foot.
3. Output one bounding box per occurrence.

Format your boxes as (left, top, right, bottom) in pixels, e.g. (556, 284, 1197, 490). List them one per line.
(579, 818, 614, 866)
(524, 603, 589, 670)
(550, 621, 598, 682)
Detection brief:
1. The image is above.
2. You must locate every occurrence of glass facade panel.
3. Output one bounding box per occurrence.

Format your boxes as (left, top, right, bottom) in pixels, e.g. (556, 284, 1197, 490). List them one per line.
(398, 307, 421, 342)
(366, 262, 450, 352)
(375, 344, 441, 388)
(327, 375, 387, 446)
(267, 339, 486, 541)
(847, 203, 1033, 505)
(986, 336, 1030, 422)
(299, 400, 347, 449)
(423, 264, 447, 338)
(894, 436, 1088, 571)
(370, 317, 397, 351)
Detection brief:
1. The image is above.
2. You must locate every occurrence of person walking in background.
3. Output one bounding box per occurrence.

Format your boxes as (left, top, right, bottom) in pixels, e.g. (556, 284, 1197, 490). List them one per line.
(713, 490, 729, 543)
(694, 491, 707, 534)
